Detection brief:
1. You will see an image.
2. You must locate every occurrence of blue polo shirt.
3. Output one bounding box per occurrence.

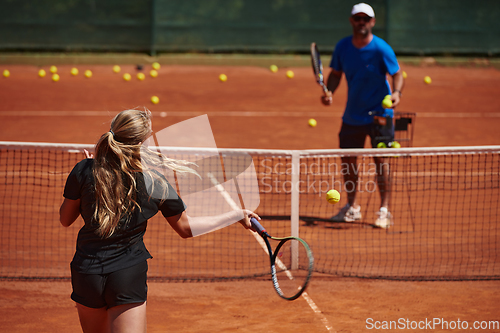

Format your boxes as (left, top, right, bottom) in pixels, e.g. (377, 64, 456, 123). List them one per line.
(330, 35, 400, 126)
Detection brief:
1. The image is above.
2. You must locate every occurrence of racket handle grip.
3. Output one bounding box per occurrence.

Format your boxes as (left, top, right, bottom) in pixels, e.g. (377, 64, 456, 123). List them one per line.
(250, 217, 266, 236)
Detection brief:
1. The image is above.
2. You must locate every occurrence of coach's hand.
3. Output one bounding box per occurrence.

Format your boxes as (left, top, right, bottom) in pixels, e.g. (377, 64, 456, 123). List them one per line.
(321, 91, 333, 106)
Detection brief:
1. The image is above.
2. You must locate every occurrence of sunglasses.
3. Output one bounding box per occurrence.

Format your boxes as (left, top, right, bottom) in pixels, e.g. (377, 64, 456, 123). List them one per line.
(352, 16, 372, 23)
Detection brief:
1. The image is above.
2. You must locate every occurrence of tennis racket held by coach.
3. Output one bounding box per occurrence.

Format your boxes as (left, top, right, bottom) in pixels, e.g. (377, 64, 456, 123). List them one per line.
(250, 217, 314, 301)
(310, 42, 328, 95)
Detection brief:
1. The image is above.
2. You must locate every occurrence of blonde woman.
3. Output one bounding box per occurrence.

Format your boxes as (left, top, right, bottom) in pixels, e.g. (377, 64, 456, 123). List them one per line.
(60, 109, 258, 333)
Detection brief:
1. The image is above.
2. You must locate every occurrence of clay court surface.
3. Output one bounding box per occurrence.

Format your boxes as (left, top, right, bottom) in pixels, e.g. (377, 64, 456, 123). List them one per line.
(0, 60, 499, 332)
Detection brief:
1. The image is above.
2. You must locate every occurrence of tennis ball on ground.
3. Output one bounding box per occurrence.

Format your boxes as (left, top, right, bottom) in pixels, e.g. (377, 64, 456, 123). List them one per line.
(270, 64, 278, 73)
(38, 69, 46, 78)
(286, 70, 294, 78)
(52, 73, 60, 82)
(326, 189, 340, 204)
(151, 96, 160, 104)
(113, 65, 121, 73)
(424, 76, 432, 84)
(402, 71, 407, 79)
(219, 74, 227, 82)
(377, 142, 387, 148)
(70, 67, 79, 76)
(137, 72, 145, 81)
(3, 69, 10, 78)
(84, 70, 92, 78)
(152, 62, 161, 70)
(150, 69, 158, 78)
(50, 66, 57, 74)
(391, 141, 401, 148)
(381, 98, 392, 108)
(308, 118, 317, 127)
(123, 73, 131, 81)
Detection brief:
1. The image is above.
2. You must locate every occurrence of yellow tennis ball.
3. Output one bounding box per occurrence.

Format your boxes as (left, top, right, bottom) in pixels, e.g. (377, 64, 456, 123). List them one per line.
(286, 70, 294, 78)
(70, 67, 79, 76)
(52, 73, 60, 82)
(152, 62, 161, 70)
(123, 73, 131, 81)
(113, 65, 121, 73)
(384, 94, 392, 100)
(326, 189, 340, 205)
(402, 71, 407, 79)
(3, 69, 10, 78)
(38, 69, 46, 78)
(137, 72, 145, 81)
(151, 96, 159, 104)
(219, 74, 227, 82)
(381, 98, 392, 108)
(84, 70, 92, 78)
(270, 64, 278, 73)
(308, 118, 317, 127)
(50, 66, 57, 74)
(391, 141, 401, 148)
(150, 69, 158, 78)
(377, 142, 387, 148)
(424, 76, 432, 84)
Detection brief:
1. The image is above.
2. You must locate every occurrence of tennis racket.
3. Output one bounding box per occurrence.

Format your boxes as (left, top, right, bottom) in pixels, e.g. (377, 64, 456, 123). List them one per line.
(250, 217, 314, 301)
(310, 42, 328, 94)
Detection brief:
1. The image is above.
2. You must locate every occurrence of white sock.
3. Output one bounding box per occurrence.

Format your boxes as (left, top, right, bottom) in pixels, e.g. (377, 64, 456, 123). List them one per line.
(380, 207, 388, 213)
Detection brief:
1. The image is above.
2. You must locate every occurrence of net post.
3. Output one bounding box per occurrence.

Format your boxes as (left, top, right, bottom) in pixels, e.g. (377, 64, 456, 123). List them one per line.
(290, 151, 300, 270)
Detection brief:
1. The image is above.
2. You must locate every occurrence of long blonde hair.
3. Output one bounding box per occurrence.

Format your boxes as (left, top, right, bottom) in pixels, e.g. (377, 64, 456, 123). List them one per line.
(92, 109, 196, 237)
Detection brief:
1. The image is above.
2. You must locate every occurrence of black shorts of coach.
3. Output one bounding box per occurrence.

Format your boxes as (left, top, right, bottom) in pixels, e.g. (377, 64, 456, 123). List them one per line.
(339, 117, 394, 149)
(70, 261, 148, 309)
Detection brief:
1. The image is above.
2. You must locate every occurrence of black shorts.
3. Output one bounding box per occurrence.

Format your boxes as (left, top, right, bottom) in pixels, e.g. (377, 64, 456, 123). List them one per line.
(339, 118, 394, 149)
(71, 261, 148, 309)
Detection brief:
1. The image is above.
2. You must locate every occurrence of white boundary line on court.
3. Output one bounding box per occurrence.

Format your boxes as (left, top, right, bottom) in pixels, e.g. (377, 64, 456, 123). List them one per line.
(1, 110, 500, 118)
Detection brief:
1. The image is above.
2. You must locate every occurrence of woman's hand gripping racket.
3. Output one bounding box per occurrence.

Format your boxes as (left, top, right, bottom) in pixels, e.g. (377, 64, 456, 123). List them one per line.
(310, 42, 328, 95)
(250, 217, 314, 301)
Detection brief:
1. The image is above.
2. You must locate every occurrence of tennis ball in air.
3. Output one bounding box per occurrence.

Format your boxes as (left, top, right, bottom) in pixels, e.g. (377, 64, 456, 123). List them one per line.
(391, 141, 401, 148)
(326, 189, 340, 205)
(2, 69, 10, 78)
(150, 69, 158, 78)
(286, 70, 294, 78)
(70, 67, 79, 76)
(219, 74, 227, 82)
(308, 118, 317, 127)
(137, 72, 145, 81)
(424, 76, 432, 84)
(123, 73, 131, 81)
(52, 73, 60, 82)
(84, 70, 92, 78)
(381, 98, 392, 108)
(113, 65, 121, 73)
(50, 66, 57, 74)
(270, 64, 278, 73)
(152, 62, 161, 70)
(402, 71, 407, 79)
(38, 69, 46, 78)
(151, 96, 160, 104)
(377, 142, 387, 148)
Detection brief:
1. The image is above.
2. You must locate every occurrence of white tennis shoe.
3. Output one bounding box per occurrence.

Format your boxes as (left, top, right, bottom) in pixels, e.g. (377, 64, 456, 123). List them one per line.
(375, 207, 392, 229)
(330, 204, 362, 222)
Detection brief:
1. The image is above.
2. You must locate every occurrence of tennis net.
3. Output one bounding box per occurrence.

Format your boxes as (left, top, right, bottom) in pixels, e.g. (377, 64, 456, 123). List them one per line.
(0, 142, 499, 281)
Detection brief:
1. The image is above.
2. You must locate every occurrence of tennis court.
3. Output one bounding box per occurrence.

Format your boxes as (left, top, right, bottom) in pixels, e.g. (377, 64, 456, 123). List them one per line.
(1, 58, 500, 332)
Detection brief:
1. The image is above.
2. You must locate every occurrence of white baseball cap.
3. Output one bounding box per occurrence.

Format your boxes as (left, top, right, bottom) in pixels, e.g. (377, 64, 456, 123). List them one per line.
(351, 3, 375, 18)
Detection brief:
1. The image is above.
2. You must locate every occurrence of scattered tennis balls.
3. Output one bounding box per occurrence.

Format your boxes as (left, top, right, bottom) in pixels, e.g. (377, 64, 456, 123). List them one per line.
(377, 142, 387, 148)
(270, 64, 278, 73)
(150, 69, 158, 78)
(424, 76, 432, 84)
(50, 66, 57, 74)
(286, 70, 294, 78)
(38, 69, 46, 78)
(391, 141, 401, 148)
(52, 73, 60, 82)
(152, 62, 161, 70)
(84, 70, 92, 78)
(113, 65, 121, 73)
(308, 118, 317, 127)
(219, 74, 227, 82)
(151, 96, 160, 104)
(402, 71, 407, 79)
(2, 69, 10, 78)
(70, 67, 79, 76)
(326, 189, 340, 205)
(123, 73, 131, 81)
(381, 98, 392, 108)
(137, 72, 145, 81)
